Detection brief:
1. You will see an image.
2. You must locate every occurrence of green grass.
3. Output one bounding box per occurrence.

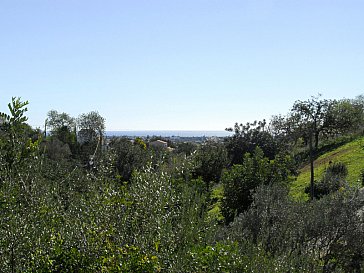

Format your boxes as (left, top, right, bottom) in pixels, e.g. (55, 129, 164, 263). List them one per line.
(290, 137, 364, 200)
(208, 183, 224, 222)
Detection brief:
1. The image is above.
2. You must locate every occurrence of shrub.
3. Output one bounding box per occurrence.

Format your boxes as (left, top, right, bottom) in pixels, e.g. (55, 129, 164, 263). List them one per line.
(305, 162, 348, 199)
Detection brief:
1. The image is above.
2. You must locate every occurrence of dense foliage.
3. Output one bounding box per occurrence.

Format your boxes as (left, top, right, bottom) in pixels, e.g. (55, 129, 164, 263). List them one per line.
(1, 96, 364, 272)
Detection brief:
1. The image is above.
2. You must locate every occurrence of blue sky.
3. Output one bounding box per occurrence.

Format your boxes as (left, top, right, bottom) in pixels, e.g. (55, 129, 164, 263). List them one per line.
(1, 0, 364, 130)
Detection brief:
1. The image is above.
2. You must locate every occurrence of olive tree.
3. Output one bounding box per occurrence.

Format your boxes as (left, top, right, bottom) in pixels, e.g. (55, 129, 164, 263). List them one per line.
(45, 110, 77, 157)
(77, 111, 105, 164)
(46, 110, 75, 135)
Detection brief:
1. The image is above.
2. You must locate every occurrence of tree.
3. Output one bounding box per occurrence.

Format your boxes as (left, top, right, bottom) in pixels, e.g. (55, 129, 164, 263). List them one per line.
(175, 142, 197, 156)
(269, 113, 302, 149)
(291, 95, 331, 150)
(291, 95, 332, 200)
(270, 94, 364, 200)
(324, 98, 364, 137)
(47, 110, 76, 135)
(0, 97, 39, 173)
(271, 95, 364, 150)
(225, 120, 278, 165)
(109, 137, 149, 181)
(45, 110, 78, 157)
(221, 147, 291, 224)
(77, 111, 105, 162)
(77, 111, 105, 142)
(192, 140, 228, 189)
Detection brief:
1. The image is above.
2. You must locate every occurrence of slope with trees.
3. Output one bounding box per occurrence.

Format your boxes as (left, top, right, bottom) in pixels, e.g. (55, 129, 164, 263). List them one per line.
(1, 95, 364, 272)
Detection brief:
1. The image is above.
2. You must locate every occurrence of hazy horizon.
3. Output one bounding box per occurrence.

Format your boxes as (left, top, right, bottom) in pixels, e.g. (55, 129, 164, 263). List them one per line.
(106, 130, 233, 137)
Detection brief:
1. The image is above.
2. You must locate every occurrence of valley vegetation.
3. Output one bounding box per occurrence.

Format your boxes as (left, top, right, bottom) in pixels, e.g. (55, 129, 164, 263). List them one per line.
(2, 95, 364, 272)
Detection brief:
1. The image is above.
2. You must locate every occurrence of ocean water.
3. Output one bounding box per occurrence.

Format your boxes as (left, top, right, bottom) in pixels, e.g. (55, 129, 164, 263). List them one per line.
(106, 130, 233, 137)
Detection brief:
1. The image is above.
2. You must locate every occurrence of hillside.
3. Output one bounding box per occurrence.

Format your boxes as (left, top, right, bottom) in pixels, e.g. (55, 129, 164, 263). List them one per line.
(290, 137, 364, 200)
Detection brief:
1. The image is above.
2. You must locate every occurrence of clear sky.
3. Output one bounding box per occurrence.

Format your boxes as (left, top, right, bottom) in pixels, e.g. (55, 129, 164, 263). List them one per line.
(1, 0, 364, 131)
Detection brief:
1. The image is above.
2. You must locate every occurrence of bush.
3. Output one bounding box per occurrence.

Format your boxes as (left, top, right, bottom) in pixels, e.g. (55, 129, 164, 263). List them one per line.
(228, 183, 364, 272)
(221, 147, 291, 224)
(305, 162, 348, 199)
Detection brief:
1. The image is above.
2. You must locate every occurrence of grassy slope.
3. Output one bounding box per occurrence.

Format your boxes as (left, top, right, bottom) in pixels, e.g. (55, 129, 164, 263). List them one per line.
(290, 137, 364, 200)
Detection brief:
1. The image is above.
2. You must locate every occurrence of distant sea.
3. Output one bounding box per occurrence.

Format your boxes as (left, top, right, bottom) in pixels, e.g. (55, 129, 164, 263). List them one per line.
(106, 130, 233, 137)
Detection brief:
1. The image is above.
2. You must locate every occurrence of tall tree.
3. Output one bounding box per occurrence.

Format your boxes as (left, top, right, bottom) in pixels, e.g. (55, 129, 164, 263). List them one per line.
(291, 95, 331, 199)
(77, 111, 105, 158)
(46, 110, 77, 156)
(47, 110, 75, 135)
(291, 95, 331, 150)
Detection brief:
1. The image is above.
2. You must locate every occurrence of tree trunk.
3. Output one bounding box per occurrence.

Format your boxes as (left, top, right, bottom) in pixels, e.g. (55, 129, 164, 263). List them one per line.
(309, 130, 315, 200)
(314, 131, 319, 150)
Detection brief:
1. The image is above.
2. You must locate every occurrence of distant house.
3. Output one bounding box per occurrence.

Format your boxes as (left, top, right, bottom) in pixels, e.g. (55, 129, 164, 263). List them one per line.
(149, 140, 168, 149)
